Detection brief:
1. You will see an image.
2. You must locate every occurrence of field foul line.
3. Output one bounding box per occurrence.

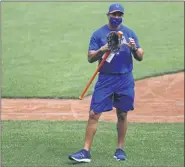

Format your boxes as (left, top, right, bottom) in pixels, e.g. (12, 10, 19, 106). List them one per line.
(2, 112, 184, 118)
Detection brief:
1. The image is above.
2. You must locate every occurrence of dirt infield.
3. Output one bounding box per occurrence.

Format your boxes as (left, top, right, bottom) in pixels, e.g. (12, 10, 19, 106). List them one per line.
(1, 72, 184, 123)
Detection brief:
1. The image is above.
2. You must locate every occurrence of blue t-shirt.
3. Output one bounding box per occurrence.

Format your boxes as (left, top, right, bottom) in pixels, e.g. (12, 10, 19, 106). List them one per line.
(88, 24, 141, 74)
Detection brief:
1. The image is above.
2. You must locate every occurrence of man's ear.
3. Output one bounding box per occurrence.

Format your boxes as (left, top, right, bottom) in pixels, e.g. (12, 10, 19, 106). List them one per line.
(106, 13, 110, 19)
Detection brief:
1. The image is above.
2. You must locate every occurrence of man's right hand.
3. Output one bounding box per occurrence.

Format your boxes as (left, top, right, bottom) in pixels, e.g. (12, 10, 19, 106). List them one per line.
(100, 44, 110, 52)
(88, 44, 110, 63)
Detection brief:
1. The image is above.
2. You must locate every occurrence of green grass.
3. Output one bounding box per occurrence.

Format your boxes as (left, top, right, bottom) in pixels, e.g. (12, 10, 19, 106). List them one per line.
(2, 2, 184, 98)
(2, 121, 184, 167)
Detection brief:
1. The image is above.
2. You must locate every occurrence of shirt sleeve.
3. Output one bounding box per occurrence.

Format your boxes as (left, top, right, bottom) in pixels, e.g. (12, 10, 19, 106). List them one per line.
(88, 31, 100, 51)
(131, 31, 141, 48)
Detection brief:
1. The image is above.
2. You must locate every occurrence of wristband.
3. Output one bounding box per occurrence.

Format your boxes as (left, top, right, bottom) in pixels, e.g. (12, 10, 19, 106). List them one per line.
(131, 47, 138, 52)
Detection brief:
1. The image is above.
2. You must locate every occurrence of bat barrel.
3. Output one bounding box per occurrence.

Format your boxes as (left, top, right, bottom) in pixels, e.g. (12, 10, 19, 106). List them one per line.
(79, 51, 110, 100)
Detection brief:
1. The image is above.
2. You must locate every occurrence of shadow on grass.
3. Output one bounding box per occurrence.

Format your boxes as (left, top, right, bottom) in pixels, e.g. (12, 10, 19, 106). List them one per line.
(66, 161, 88, 165)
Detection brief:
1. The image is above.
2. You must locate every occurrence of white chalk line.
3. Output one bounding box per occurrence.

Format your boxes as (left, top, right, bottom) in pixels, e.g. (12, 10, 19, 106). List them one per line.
(70, 104, 78, 119)
(2, 112, 184, 118)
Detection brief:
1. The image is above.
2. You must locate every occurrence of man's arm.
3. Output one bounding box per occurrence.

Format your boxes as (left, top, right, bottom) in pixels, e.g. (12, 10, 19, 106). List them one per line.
(88, 49, 103, 63)
(88, 44, 110, 63)
(131, 48, 144, 61)
(128, 36, 144, 61)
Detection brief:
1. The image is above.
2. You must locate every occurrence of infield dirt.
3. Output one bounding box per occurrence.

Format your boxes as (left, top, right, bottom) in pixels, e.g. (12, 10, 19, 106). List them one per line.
(1, 72, 184, 123)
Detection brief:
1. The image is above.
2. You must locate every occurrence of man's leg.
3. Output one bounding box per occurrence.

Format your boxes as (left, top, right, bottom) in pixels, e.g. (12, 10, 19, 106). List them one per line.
(68, 74, 113, 162)
(83, 110, 102, 151)
(113, 72, 134, 161)
(116, 109, 128, 149)
(112, 109, 128, 161)
(68, 110, 102, 163)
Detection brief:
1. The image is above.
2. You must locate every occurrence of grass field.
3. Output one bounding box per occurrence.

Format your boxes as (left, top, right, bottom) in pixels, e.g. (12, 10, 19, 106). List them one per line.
(2, 121, 184, 167)
(2, 2, 184, 98)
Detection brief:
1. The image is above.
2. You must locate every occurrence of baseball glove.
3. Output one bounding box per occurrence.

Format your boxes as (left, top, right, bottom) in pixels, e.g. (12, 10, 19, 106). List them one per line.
(107, 31, 123, 53)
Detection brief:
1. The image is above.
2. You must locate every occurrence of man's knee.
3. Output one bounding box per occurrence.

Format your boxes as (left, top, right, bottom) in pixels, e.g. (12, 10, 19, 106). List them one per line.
(89, 110, 101, 121)
(117, 110, 128, 121)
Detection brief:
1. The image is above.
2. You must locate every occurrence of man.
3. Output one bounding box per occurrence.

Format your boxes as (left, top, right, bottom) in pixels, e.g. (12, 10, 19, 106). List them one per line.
(68, 3, 144, 163)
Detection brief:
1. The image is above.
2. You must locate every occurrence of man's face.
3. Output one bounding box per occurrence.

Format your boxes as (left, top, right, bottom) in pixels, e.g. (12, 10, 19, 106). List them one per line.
(109, 11, 123, 18)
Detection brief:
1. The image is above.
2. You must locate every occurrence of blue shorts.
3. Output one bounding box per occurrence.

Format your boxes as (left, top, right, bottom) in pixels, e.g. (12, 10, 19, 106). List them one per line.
(90, 72, 135, 113)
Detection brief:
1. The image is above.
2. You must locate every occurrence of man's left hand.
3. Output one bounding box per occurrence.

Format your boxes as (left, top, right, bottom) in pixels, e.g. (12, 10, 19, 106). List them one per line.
(128, 38, 137, 50)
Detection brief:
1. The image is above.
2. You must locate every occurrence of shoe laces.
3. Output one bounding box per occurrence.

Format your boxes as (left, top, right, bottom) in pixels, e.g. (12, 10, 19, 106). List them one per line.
(116, 148, 125, 155)
(80, 149, 90, 157)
